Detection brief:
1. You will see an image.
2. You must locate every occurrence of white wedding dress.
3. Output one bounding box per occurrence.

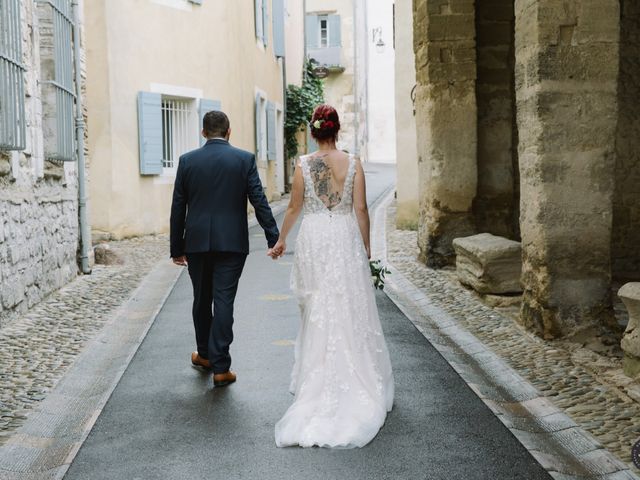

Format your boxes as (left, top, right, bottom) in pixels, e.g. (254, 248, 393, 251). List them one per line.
(274, 153, 394, 449)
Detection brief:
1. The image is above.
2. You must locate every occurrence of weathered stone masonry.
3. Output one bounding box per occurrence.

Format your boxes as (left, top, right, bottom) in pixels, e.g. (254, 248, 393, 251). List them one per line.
(413, 0, 639, 340)
(413, 0, 477, 268)
(0, 0, 84, 327)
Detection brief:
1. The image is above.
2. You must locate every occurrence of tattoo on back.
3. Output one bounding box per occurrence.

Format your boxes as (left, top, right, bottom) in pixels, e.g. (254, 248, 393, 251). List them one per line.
(308, 156, 342, 210)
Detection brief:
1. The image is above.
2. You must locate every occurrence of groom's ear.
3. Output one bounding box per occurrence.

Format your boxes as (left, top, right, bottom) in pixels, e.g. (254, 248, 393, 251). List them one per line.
(201, 128, 207, 139)
(225, 128, 231, 140)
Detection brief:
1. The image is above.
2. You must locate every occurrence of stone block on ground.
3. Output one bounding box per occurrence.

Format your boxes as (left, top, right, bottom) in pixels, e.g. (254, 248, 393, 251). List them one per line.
(93, 244, 124, 266)
(452, 233, 522, 294)
(618, 282, 640, 378)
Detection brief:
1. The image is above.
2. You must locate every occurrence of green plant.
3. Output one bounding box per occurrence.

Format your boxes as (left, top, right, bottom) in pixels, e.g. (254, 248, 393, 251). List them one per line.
(285, 60, 325, 160)
(370, 260, 391, 290)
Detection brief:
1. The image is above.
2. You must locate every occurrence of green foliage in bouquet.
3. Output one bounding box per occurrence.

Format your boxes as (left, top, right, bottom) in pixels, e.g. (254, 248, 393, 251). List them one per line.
(284, 59, 325, 160)
(370, 260, 391, 290)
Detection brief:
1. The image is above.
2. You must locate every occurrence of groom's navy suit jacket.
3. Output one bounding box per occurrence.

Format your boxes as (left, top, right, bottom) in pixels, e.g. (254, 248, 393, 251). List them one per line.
(169, 138, 279, 258)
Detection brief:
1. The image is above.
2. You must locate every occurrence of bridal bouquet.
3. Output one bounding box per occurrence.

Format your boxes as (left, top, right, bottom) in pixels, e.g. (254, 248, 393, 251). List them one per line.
(370, 260, 391, 290)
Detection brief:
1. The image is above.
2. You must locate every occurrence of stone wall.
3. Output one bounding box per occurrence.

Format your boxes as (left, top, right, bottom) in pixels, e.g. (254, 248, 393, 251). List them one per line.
(515, 0, 619, 338)
(473, 0, 518, 240)
(413, 0, 477, 267)
(0, 0, 81, 327)
(613, 0, 640, 281)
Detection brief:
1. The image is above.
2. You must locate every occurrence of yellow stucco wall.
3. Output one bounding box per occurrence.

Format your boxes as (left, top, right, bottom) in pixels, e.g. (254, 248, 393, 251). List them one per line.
(394, 0, 419, 229)
(86, 0, 296, 239)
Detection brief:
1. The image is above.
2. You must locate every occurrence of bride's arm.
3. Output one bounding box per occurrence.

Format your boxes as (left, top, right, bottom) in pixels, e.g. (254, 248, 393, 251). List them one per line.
(353, 159, 371, 259)
(268, 160, 304, 259)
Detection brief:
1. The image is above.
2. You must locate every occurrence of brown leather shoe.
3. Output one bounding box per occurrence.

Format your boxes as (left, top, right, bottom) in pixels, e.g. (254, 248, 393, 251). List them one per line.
(213, 370, 236, 387)
(191, 352, 211, 370)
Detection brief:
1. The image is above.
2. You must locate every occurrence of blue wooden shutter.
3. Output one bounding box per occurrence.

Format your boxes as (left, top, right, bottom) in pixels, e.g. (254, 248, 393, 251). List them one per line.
(266, 101, 276, 161)
(306, 125, 318, 154)
(305, 15, 318, 49)
(255, 0, 264, 43)
(329, 15, 341, 47)
(255, 94, 262, 159)
(199, 98, 222, 146)
(262, 0, 269, 46)
(137, 92, 163, 175)
(273, 0, 285, 57)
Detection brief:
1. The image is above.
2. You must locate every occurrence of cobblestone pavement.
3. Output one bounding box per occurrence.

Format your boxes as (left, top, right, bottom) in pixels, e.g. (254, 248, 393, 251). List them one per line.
(0, 234, 169, 444)
(386, 201, 640, 475)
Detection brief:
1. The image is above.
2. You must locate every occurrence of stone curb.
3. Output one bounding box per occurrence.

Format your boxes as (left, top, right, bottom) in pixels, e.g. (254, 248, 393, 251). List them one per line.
(0, 259, 182, 480)
(371, 189, 640, 480)
(0, 202, 290, 480)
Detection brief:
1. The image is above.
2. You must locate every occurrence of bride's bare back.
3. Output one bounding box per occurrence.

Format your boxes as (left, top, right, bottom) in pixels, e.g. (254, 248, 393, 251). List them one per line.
(306, 150, 351, 211)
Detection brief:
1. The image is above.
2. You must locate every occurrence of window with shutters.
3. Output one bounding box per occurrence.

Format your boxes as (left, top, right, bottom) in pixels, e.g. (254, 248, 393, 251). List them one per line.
(306, 13, 342, 68)
(38, 0, 76, 162)
(255, 0, 269, 48)
(256, 94, 268, 162)
(0, 0, 27, 151)
(319, 16, 328, 48)
(160, 97, 197, 173)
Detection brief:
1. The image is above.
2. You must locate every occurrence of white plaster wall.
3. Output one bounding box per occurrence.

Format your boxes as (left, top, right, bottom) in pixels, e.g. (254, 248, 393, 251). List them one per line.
(365, 0, 396, 164)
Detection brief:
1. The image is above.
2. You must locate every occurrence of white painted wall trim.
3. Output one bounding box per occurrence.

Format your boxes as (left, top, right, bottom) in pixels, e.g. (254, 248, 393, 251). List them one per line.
(150, 0, 193, 12)
(149, 83, 203, 99)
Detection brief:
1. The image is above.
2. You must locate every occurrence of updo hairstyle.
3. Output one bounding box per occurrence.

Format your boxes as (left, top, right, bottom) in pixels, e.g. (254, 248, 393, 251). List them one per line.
(309, 104, 340, 141)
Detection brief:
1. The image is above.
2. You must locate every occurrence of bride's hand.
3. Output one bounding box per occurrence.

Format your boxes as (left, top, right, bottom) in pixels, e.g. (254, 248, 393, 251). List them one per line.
(268, 239, 286, 259)
(366, 245, 371, 259)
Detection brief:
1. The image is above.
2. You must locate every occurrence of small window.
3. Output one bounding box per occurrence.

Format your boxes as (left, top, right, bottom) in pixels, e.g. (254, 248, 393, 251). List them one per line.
(319, 16, 329, 48)
(39, 0, 76, 162)
(0, 0, 26, 151)
(161, 97, 196, 172)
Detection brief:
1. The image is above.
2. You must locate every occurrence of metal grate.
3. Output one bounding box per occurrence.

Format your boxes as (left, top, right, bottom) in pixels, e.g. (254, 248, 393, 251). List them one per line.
(41, 0, 76, 162)
(0, 0, 27, 150)
(161, 98, 194, 170)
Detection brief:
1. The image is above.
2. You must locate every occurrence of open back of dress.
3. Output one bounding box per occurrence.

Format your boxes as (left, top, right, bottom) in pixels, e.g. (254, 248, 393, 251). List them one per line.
(306, 154, 349, 211)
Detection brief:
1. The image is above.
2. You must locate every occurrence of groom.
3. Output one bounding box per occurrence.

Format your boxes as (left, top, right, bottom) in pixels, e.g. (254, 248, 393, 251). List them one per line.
(170, 110, 279, 387)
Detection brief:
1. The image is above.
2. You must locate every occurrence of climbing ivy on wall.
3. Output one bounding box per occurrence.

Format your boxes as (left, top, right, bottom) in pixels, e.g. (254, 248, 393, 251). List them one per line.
(284, 59, 325, 160)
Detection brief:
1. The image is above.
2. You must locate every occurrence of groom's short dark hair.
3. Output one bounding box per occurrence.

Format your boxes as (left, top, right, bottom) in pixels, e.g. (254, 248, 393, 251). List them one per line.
(203, 110, 230, 138)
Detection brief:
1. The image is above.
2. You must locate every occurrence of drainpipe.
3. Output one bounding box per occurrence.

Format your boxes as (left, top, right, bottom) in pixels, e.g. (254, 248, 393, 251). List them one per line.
(353, 0, 359, 155)
(72, 0, 91, 274)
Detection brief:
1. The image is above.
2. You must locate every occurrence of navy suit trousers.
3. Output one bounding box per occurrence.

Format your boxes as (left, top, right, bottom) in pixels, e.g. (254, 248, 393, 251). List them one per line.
(185, 251, 247, 374)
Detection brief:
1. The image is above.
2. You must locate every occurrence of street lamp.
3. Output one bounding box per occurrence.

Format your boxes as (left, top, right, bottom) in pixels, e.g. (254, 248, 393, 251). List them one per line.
(372, 27, 385, 54)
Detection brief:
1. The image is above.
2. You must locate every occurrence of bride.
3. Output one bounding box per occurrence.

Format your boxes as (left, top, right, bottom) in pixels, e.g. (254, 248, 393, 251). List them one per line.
(268, 104, 394, 448)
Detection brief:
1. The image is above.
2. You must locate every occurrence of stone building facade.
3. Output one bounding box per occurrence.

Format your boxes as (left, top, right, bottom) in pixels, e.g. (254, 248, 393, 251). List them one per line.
(411, 0, 640, 341)
(0, 0, 85, 326)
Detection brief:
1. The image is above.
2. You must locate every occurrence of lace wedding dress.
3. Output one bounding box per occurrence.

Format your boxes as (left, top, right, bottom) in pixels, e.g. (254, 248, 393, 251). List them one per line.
(274, 153, 394, 449)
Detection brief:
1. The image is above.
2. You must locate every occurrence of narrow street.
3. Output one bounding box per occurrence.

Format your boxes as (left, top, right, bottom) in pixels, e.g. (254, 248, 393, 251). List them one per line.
(63, 166, 550, 480)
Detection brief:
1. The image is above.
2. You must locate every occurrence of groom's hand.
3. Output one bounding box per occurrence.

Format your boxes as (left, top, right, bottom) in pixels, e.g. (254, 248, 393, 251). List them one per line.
(267, 240, 286, 260)
(172, 255, 188, 266)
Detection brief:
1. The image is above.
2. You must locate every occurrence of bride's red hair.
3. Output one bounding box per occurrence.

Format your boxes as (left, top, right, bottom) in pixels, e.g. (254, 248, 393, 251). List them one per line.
(310, 104, 340, 141)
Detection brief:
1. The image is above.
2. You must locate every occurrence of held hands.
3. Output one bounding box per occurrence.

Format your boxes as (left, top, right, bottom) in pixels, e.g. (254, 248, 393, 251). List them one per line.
(172, 255, 188, 267)
(267, 239, 286, 260)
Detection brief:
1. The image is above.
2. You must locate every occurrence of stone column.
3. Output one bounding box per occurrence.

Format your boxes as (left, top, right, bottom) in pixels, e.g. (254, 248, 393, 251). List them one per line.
(413, 0, 477, 268)
(514, 0, 619, 338)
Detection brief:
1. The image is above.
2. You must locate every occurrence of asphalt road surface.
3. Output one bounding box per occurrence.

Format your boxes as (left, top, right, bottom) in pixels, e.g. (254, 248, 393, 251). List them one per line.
(64, 164, 551, 480)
